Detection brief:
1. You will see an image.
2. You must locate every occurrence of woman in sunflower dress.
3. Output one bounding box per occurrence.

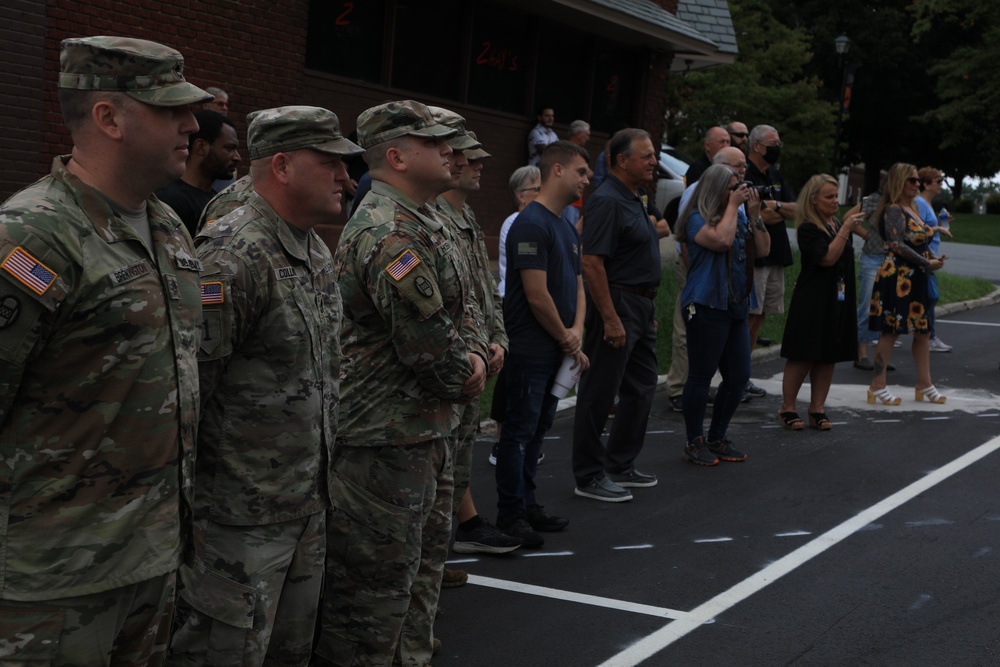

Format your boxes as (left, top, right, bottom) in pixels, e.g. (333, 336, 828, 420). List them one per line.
(867, 163, 947, 405)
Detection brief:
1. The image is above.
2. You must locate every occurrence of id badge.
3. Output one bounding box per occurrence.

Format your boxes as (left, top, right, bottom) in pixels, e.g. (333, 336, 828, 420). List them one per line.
(836, 277, 846, 302)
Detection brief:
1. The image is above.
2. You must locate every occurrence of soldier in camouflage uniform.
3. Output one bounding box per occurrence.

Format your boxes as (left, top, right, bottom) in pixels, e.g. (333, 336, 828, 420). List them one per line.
(314, 100, 489, 667)
(0, 36, 210, 666)
(167, 106, 361, 667)
(429, 117, 522, 561)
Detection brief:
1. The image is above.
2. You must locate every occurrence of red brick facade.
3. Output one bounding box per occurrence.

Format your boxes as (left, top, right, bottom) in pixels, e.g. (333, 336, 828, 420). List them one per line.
(2, 0, 676, 256)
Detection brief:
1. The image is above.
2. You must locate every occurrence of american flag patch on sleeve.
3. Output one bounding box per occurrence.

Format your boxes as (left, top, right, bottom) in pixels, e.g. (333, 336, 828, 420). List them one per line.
(2, 246, 57, 295)
(201, 281, 224, 305)
(386, 249, 421, 281)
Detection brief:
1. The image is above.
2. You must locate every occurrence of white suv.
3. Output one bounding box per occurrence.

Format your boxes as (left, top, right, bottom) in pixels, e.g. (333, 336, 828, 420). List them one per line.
(654, 147, 691, 225)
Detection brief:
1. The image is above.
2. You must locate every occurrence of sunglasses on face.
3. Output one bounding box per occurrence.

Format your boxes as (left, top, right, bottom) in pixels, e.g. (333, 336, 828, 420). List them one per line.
(730, 132, 749, 138)
(905, 177, 920, 185)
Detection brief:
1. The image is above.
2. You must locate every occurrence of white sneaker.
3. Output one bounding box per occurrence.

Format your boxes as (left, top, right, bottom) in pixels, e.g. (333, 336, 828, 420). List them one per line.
(929, 336, 953, 352)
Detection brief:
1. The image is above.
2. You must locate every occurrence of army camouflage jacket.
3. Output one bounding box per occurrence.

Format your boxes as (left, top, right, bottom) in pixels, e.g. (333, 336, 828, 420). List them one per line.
(196, 173, 254, 233)
(195, 192, 339, 524)
(0, 157, 201, 600)
(435, 197, 508, 353)
(335, 180, 488, 446)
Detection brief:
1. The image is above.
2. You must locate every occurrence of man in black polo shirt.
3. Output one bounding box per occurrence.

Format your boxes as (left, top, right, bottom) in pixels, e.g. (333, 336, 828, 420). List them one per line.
(573, 128, 660, 503)
(746, 124, 797, 369)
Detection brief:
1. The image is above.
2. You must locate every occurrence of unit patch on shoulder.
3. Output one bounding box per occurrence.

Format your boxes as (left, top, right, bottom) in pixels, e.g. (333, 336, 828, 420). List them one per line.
(1, 246, 57, 295)
(0, 295, 20, 329)
(201, 281, 225, 305)
(386, 249, 421, 281)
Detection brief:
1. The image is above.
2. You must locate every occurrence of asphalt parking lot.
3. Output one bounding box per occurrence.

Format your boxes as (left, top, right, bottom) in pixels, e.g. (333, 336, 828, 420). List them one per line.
(433, 300, 1000, 666)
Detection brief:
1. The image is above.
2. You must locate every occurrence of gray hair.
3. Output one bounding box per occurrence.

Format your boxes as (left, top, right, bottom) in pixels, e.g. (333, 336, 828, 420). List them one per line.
(568, 120, 590, 136)
(749, 124, 776, 149)
(508, 165, 540, 199)
(674, 163, 737, 241)
(205, 86, 228, 99)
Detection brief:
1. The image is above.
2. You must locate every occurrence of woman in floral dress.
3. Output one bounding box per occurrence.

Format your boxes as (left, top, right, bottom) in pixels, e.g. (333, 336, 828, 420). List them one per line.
(867, 163, 948, 405)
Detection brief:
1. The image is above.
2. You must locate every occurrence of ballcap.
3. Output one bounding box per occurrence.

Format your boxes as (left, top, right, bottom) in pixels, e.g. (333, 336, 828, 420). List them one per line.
(58, 36, 213, 107)
(247, 106, 363, 160)
(355, 100, 457, 149)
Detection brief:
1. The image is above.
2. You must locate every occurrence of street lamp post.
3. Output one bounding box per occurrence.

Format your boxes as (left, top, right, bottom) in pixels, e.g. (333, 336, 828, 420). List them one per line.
(831, 33, 851, 176)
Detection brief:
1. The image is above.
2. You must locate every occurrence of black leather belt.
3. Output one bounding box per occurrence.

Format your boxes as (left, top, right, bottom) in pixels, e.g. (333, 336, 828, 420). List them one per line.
(609, 283, 657, 299)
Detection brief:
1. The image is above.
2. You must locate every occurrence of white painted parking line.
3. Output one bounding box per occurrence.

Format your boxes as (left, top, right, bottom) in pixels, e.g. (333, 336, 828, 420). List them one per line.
(774, 531, 811, 537)
(937, 320, 1000, 327)
(521, 551, 574, 558)
(692, 537, 732, 543)
(613, 544, 654, 550)
(596, 434, 1000, 667)
(467, 574, 692, 620)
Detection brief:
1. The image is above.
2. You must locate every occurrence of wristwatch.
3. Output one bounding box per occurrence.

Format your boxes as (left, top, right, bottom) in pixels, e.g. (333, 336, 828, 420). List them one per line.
(774, 201, 783, 211)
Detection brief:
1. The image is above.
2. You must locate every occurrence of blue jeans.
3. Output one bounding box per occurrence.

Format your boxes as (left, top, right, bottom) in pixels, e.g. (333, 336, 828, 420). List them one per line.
(682, 305, 750, 443)
(495, 351, 562, 518)
(857, 253, 882, 345)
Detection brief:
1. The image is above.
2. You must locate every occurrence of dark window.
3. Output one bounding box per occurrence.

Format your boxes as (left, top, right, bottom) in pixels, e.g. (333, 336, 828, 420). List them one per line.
(468, 3, 532, 115)
(590, 42, 638, 133)
(391, 0, 464, 99)
(305, 0, 386, 83)
(534, 21, 589, 124)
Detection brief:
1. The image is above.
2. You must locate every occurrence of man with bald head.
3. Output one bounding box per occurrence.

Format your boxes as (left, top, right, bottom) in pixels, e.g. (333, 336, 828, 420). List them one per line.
(685, 126, 731, 185)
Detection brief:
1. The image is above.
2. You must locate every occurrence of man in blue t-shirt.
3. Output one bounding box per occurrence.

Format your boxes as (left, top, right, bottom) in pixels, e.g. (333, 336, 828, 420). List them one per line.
(496, 141, 590, 548)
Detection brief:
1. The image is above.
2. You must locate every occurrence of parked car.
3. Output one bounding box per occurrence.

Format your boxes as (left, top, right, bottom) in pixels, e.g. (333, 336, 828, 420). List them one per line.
(655, 146, 692, 226)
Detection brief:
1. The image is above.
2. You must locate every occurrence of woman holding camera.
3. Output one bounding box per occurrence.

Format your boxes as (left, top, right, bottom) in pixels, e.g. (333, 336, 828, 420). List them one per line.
(778, 174, 863, 430)
(674, 164, 770, 465)
(867, 163, 947, 405)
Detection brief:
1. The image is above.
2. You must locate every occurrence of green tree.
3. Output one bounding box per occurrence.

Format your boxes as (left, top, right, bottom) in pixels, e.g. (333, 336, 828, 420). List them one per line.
(913, 0, 1000, 192)
(770, 0, 992, 198)
(664, 0, 834, 190)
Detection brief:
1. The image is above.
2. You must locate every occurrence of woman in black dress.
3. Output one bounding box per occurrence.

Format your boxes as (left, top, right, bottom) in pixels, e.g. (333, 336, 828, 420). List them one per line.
(778, 174, 863, 430)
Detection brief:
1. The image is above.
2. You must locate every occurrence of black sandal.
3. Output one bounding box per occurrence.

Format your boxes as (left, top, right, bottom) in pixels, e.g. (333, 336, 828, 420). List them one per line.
(778, 411, 804, 431)
(808, 412, 832, 431)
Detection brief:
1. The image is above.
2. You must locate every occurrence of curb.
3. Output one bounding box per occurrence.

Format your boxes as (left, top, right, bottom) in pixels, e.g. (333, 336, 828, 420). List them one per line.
(482, 286, 1000, 424)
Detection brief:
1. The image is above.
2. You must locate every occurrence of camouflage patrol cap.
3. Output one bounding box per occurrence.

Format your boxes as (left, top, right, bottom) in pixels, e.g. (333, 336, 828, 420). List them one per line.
(247, 106, 364, 160)
(58, 36, 213, 107)
(463, 131, 492, 161)
(356, 100, 457, 149)
(426, 106, 481, 152)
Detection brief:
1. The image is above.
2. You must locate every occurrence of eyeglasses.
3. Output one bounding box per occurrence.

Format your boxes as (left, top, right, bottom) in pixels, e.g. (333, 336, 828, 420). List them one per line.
(518, 186, 541, 194)
(730, 132, 749, 138)
(905, 177, 920, 185)
(934, 178, 944, 184)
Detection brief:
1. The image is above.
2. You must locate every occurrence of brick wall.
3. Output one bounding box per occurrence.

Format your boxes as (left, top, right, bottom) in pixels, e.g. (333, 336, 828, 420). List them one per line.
(1, 0, 47, 200)
(5, 0, 675, 259)
(22, 0, 310, 198)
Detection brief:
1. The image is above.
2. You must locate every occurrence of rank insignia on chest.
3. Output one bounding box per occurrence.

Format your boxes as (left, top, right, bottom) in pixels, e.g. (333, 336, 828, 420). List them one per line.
(386, 249, 421, 281)
(2, 246, 57, 295)
(201, 281, 225, 305)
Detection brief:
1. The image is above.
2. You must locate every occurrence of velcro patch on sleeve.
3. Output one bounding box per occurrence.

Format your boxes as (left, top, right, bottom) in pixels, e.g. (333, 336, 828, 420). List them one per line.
(201, 281, 225, 305)
(516, 241, 538, 256)
(1, 246, 57, 295)
(385, 249, 421, 281)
